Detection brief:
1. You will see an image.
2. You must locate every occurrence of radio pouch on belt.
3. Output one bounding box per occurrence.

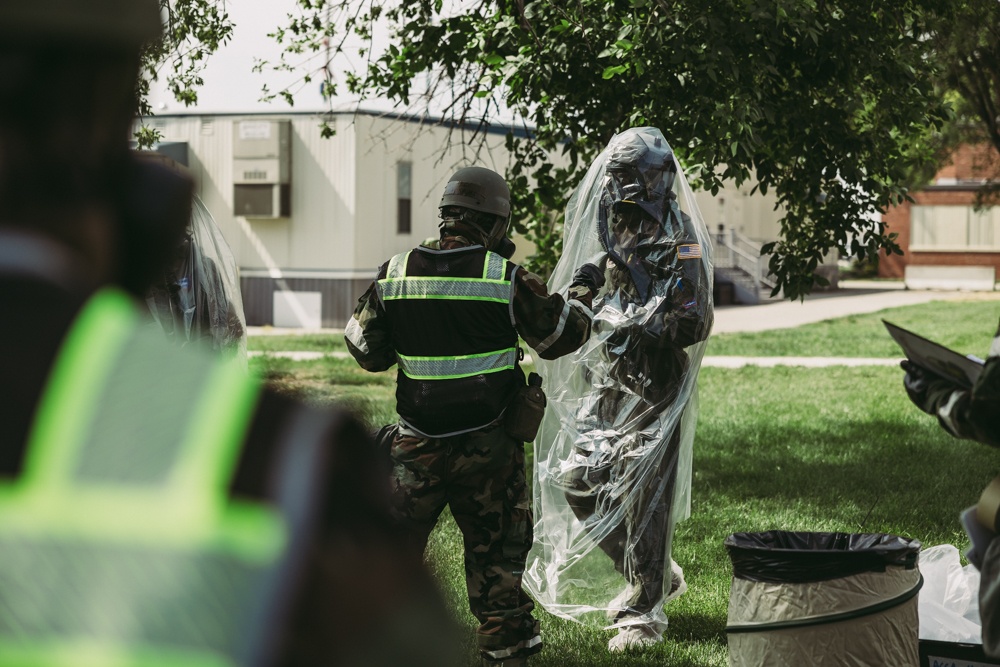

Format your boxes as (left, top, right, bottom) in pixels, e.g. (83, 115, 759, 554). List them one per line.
(504, 372, 547, 443)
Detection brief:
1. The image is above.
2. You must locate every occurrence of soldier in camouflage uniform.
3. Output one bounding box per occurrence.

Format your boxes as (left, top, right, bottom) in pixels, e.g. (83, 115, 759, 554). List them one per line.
(346, 166, 604, 666)
(902, 319, 1000, 657)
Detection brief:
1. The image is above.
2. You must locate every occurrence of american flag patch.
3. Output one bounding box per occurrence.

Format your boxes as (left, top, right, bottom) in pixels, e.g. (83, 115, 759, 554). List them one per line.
(677, 244, 702, 259)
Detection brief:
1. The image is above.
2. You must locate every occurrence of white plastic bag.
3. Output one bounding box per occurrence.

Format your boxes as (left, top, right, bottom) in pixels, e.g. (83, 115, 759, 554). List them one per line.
(918, 544, 982, 644)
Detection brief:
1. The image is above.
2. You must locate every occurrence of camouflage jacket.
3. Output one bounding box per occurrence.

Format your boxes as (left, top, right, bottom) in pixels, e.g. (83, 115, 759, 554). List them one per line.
(920, 319, 1000, 448)
(346, 236, 595, 372)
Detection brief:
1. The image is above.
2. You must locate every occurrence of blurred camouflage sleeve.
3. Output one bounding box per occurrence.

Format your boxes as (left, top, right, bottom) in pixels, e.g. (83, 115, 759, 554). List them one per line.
(345, 265, 397, 372)
(924, 321, 1000, 448)
(926, 357, 1000, 448)
(512, 266, 594, 361)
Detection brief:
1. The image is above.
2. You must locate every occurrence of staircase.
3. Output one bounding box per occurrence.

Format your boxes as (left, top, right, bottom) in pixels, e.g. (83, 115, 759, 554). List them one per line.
(713, 229, 775, 305)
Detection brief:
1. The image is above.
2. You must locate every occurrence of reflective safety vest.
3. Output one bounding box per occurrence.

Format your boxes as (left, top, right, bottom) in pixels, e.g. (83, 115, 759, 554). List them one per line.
(0, 289, 315, 667)
(377, 245, 521, 437)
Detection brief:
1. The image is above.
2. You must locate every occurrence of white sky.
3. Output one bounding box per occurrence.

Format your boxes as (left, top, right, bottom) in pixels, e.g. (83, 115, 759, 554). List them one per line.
(147, 0, 511, 122)
(149, 0, 377, 114)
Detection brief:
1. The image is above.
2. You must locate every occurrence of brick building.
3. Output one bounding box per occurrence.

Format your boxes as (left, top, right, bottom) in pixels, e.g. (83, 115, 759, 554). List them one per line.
(881, 143, 1000, 289)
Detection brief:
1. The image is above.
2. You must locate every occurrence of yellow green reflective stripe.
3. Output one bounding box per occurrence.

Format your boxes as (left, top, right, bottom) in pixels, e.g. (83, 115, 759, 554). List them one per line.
(379, 277, 511, 302)
(169, 360, 268, 546)
(20, 289, 138, 492)
(483, 251, 506, 280)
(0, 640, 235, 667)
(397, 347, 518, 380)
(386, 251, 410, 279)
(0, 288, 285, 666)
(5, 288, 279, 560)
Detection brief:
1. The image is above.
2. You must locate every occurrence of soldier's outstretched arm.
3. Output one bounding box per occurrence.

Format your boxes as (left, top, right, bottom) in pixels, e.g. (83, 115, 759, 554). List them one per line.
(512, 266, 597, 361)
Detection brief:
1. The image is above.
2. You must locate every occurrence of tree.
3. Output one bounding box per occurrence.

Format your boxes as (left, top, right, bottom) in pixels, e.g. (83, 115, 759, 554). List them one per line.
(135, 0, 233, 148)
(263, 0, 952, 298)
(926, 0, 1000, 206)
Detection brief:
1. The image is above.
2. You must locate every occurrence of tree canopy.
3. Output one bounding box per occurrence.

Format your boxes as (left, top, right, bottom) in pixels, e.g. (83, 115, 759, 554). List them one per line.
(143, 1, 1000, 298)
(928, 0, 1000, 206)
(265, 0, 959, 297)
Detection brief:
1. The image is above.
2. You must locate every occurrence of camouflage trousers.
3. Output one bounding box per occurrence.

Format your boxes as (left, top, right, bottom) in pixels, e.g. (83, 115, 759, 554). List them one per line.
(390, 423, 542, 662)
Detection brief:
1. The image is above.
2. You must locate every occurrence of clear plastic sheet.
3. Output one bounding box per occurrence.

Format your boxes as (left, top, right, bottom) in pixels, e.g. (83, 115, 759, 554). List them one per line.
(145, 195, 247, 366)
(525, 127, 714, 630)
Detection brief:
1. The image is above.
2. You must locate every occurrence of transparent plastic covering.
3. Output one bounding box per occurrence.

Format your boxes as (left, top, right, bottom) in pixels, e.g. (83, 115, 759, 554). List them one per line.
(145, 195, 247, 367)
(525, 127, 714, 631)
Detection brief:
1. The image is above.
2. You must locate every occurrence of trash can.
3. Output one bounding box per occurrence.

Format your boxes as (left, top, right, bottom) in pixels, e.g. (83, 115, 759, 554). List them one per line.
(724, 531, 923, 667)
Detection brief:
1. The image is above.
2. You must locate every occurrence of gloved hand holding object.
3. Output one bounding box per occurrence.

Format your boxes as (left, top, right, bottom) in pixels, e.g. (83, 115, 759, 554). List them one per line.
(901, 360, 934, 411)
(570, 262, 606, 294)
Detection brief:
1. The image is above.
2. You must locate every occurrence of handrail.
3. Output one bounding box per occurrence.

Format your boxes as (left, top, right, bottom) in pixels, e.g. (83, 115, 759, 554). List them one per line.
(714, 228, 776, 292)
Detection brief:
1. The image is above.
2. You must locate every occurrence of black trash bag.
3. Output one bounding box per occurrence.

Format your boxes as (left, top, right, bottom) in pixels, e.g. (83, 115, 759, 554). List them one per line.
(724, 531, 921, 584)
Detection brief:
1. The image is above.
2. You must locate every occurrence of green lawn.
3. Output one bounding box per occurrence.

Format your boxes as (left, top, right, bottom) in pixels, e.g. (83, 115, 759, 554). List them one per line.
(249, 304, 1000, 666)
(709, 298, 1000, 358)
(247, 333, 346, 353)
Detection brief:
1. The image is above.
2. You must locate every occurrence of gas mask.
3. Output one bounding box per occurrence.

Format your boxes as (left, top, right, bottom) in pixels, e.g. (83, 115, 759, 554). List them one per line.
(598, 132, 681, 301)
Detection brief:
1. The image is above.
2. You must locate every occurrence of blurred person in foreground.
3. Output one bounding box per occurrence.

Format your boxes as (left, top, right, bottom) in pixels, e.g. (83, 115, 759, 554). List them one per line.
(902, 326, 1000, 657)
(346, 166, 603, 666)
(0, 2, 457, 665)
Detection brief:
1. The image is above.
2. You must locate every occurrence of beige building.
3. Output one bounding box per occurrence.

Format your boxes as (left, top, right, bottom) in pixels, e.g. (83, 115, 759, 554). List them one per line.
(147, 111, 790, 325)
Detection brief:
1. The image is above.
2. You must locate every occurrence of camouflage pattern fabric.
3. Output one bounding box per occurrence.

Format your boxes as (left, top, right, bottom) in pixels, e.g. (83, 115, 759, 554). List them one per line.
(911, 318, 1000, 448)
(389, 423, 542, 661)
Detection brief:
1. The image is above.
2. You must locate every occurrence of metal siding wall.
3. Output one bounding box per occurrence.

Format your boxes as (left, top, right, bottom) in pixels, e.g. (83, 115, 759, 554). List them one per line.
(240, 276, 370, 328)
(153, 114, 357, 274)
(352, 115, 516, 272)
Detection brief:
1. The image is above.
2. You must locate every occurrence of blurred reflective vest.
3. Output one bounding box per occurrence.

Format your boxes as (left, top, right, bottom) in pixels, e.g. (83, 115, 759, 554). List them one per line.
(377, 246, 520, 437)
(0, 288, 315, 667)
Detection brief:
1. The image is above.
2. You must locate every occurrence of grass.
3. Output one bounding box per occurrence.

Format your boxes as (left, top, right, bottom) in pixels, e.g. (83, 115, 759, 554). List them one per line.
(248, 304, 998, 666)
(247, 333, 346, 353)
(709, 298, 1000, 358)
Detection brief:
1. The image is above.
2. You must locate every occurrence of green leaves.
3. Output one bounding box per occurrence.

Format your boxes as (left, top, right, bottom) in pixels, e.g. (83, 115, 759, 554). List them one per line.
(250, 0, 964, 298)
(601, 65, 628, 79)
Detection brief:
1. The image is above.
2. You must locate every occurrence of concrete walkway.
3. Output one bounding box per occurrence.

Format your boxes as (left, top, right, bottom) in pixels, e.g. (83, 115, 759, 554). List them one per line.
(248, 282, 1000, 368)
(713, 280, 1000, 334)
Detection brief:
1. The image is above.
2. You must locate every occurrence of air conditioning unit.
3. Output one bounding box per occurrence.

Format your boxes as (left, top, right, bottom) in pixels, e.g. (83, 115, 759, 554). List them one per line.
(234, 183, 291, 218)
(233, 120, 291, 218)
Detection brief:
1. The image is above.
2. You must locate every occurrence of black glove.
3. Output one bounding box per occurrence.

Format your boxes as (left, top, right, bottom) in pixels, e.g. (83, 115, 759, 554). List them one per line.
(901, 359, 933, 412)
(570, 263, 606, 294)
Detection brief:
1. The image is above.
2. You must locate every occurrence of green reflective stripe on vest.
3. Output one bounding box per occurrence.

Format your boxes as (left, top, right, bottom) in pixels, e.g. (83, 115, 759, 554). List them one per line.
(378, 250, 512, 303)
(379, 277, 511, 302)
(0, 288, 282, 667)
(386, 250, 410, 279)
(1, 640, 234, 667)
(19, 288, 137, 492)
(397, 347, 518, 380)
(483, 251, 506, 280)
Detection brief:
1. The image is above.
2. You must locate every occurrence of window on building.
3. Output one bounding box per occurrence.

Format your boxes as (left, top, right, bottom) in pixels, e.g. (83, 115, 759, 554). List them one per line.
(911, 205, 1000, 250)
(397, 161, 412, 235)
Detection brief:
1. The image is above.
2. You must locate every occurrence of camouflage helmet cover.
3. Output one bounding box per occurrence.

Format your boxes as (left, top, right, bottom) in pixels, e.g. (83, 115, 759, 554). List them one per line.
(0, 0, 162, 47)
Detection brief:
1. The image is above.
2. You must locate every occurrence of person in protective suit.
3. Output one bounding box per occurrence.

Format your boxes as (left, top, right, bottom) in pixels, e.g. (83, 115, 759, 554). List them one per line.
(902, 329, 1000, 657)
(0, 3, 457, 665)
(346, 166, 604, 666)
(145, 196, 246, 358)
(560, 129, 713, 651)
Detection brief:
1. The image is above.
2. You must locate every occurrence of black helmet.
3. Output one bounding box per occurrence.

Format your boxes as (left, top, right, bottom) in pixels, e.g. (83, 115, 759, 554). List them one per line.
(0, 0, 161, 47)
(439, 167, 511, 250)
